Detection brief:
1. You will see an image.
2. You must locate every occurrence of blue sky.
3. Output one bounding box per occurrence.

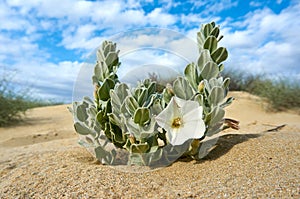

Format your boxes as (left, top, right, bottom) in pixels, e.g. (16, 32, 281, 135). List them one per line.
(1, 0, 299, 102)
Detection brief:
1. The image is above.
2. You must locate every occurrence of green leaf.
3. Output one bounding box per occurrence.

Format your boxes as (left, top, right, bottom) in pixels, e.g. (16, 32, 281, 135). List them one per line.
(74, 122, 92, 135)
(147, 82, 156, 95)
(197, 50, 212, 71)
(76, 104, 88, 122)
(219, 64, 224, 72)
(94, 146, 114, 165)
(200, 61, 219, 80)
(194, 94, 204, 107)
(209, 106, 225, 125)
(130, 143, 150, 153)
(197, 32, 205, 47)
(203, 23, 213, 38)
(223, 77, 230, 88)
(211, 47, 228, 64)
(173, 77, 194, 100)
(209, 86, 225, 106)
(106, 52, 119, 70)
(110, 83, 129, 111)
(184, 63, 198, 90)
(203, 36, 218, 53)
(93, 62, 109, 83)
(137, 89, 148, 106)
(206, 122, 223, 137)
(96, 110, 107, 128)
(133, 107, 150, 126)
(210, 26, 220, 38)
(110, 123, 125, 145)
(103, 42, 116, 57)
(220, 97, 234, 108)
(125, 96, 139, 116)
(98, 78, 115, 101)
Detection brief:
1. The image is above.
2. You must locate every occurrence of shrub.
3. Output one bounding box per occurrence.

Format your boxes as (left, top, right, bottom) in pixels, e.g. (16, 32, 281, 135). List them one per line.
(0, 70, 62, 126)
(222, 69, 300, 111)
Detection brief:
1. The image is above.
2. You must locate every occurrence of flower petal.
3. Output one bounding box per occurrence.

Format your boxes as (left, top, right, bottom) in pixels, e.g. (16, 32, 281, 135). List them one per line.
(180, 99, 200, 114)
(183, 106, 203, 122)
(156, 97, 181, 129)
(169, 119, 205, 145)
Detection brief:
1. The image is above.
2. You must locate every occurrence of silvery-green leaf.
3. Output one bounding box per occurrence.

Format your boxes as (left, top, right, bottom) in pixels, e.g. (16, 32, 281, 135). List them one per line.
(184, 63, 198, 90)
(200, 61, 219, 80)
(93, 62, 109, 83)
(95, 146, 114, 165)
(76, 104, 88, 122)
(173, 77, 194, 100)
(206, 122, 223, 137)
(197, 50, 212, 71)
(74, 122, 93, 135)
(110, 83, 129, 112)
(209, 106, 225, 125)
(209, 86, 225, 106)
(197, 32, 205, 48)
(105, 52, 119, 69)
(125, 118, 140, 140)
(125, 96, 139, 116)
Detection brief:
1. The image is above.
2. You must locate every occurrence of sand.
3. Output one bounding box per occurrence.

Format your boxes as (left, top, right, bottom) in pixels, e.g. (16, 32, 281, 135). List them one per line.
(0, 92, 299, 198)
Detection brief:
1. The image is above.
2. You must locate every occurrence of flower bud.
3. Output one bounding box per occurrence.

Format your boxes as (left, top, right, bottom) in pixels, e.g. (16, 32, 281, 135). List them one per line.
(197, 81, 205, 93)
(93, 84, 100, 100)
(128, 135, 136, 144)
(166, 83, 174, 95)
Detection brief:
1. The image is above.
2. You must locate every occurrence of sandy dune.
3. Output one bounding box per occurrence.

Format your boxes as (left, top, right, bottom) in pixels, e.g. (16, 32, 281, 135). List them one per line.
(0, 92, 299, 198)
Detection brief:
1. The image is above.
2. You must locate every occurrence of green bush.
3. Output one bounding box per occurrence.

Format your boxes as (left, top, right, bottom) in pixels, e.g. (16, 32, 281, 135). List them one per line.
(249, 78, 300, 111)
(0, 71, 62, 126)
(0, 75, 29, 126)
(222, 69, 300, 111)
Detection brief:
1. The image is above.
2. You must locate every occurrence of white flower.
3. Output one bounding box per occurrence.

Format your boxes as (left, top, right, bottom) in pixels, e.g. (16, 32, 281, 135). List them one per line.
(155, 96, 206, 146)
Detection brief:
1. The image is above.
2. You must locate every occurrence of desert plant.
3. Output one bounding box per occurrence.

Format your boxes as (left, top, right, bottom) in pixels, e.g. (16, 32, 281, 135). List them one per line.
(71, 22, 238, 166)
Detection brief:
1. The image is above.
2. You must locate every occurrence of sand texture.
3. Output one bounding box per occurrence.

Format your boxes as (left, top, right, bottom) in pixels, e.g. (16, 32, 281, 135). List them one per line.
(0, 92, 299, 198)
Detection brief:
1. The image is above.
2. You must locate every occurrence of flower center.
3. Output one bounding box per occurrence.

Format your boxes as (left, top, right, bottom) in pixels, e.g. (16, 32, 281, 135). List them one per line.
(171, 117, 182, 129)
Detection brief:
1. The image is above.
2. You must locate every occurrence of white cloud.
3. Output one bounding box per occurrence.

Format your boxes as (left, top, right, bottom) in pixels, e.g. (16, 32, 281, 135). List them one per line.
(221, 2, 300, 76)
(147, 8, 177, 26)
(249, 1, 262, 7)
(12, 60, 81, 102)
(190, 0, 238, 14)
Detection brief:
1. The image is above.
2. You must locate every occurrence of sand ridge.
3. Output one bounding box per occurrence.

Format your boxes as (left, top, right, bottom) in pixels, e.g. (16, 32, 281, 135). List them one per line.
(0, 92, 299, 198)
